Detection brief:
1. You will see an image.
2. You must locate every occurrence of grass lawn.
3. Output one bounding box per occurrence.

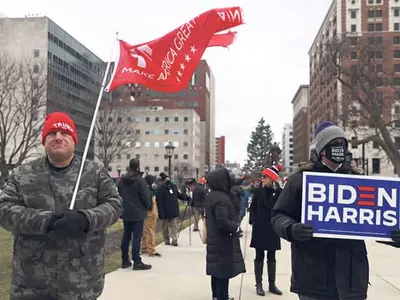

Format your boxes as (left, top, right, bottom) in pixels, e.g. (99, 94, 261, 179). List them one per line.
(0, 201, 192, 300)
(0, 228, 12, 300)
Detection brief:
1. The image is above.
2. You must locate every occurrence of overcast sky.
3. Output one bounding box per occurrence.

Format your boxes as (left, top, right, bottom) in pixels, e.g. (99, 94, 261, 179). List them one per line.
(2, 0, 332, 165)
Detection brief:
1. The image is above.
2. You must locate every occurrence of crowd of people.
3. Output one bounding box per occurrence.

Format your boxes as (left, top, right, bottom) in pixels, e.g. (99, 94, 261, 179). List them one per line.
(0, 112, 399, 300)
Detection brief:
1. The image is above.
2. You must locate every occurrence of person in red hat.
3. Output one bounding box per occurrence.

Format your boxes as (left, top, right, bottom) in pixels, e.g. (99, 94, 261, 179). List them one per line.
(249, 165, 283, 296)
(0, 111, 122, 300)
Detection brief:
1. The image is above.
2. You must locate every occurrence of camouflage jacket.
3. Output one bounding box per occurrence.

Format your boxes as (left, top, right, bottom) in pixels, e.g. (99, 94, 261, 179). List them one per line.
(0, 156, 122, 300)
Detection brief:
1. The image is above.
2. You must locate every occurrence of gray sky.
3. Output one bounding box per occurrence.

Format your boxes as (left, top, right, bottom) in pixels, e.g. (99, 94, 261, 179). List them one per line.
(3, 0, 332, 165)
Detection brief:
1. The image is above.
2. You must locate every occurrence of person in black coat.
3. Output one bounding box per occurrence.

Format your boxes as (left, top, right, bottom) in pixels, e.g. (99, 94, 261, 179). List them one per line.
(118, 158, 152, 270)
(155, 172, 186, 246)
(191, 177, 207, 231)
(205, 167, 246, 300)
(249, 165, 283, 296)
(271, 121, 400, 300)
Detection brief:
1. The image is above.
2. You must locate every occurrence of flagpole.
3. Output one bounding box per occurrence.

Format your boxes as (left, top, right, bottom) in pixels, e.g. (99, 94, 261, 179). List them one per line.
(69, 32, 119, 210)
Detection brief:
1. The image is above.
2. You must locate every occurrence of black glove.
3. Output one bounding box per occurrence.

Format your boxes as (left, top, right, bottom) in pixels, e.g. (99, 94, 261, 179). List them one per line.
(51, 210, 90, 237)
(47, 213, 64, 232)
(392, 229, 400, 244)
(290, 223, 313, 242)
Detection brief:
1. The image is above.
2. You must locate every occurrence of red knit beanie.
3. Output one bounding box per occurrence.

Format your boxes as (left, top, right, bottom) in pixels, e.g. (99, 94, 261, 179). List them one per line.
(41, 112, 78, 145)
(261, 164, 282, 182)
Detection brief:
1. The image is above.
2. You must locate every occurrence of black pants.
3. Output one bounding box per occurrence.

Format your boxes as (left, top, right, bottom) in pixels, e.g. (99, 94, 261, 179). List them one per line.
(121, 220, 144, 265)
(298, 296, 365, 300)
(211, 276, 229, 299)
(255, 248, 276, 261)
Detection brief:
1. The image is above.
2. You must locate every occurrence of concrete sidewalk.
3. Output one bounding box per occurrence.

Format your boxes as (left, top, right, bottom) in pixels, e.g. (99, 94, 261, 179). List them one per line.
(99, 220, 400, 300)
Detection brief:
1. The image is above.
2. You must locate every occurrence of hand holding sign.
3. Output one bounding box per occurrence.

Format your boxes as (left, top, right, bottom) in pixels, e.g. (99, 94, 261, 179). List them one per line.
(291, 223, 314, 242)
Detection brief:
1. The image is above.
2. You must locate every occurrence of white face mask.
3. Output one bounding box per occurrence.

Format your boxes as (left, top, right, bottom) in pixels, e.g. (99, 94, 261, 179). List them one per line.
(151, 183, 156, 189)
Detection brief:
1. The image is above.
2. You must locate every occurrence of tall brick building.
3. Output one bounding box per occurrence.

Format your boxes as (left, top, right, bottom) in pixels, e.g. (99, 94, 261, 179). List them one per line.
(309, 0, 400, 176)
(215, 136, 226, 165)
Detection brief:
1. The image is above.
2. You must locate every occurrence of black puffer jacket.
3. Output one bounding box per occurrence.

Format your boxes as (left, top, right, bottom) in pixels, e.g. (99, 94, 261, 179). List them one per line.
(271, 161, 369, 300)
(155, 180, 185, 219)
(118, 171, 152, 221)
(205, 168, 246, 279)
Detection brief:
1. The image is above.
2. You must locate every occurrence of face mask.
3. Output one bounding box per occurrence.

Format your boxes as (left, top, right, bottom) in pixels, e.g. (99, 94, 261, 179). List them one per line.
(151, 183, 156, 189)
(325, 144, 347, 164)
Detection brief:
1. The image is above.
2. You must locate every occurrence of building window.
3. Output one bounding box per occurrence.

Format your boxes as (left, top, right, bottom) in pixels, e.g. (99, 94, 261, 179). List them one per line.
(395, 23, 400, 31)
(350, 51, 357, 59)
(33, 64, 39, 73)
(126, 154, 131, 159)
(395, 8, 400, 17)
(33, 49, 40, 58)
(154, 142, 160, 147)
(351, 24, 357, 32)
(145, 130, 150, 135)
(144, 142, 150, 147)
(164, 166, 168, 172)
(184, 129, 188, 134)
(145, 117, 150, 122)
(174, 154, 178, 159)
(368, 23, 374, 32)
(154, 129, 160, 135)
(145, 166, 150, 171)
(375, 10, 382, 17)
(164, 129, 169, 134)
(376, 23, 382, 31)
(173, 129, 179, 135)
(174, 116, 179, 122)
(155, 117, 160, 122)
(351, 137, 358, 149)
(135, 154, 140, 159)
(395, 64, 400, 73)
(183, 154, 188, 160)
(154, 166, 159, 172)
(184, 117, 189, 122)
(372, 158, 380, 174)
(394, 50, 400, 58)
(350, 10, 357, 18)
(183, 142, 188, 147)
(164, 117, 169, 122)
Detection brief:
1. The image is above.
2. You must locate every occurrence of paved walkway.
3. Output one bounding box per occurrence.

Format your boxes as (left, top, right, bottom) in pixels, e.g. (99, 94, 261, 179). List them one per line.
(99, 218, 400, 300)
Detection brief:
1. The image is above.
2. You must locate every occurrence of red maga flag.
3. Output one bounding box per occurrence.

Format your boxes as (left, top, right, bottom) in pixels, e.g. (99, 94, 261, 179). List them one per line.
(105, 7, 244, 93)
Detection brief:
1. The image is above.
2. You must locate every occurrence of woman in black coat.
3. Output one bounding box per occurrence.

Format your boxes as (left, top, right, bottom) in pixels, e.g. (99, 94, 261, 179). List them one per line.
(205, 167, 246, 300)
(249, 166, 283, 297)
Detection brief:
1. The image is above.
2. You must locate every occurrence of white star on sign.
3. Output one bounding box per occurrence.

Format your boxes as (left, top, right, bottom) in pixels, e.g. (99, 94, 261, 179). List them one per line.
(185, 55, 191, 62)
(190, 46, 197, 53)
(176, 77, 181, 82)
(180, 63, 185, 70)
(177, 71, 182, 77)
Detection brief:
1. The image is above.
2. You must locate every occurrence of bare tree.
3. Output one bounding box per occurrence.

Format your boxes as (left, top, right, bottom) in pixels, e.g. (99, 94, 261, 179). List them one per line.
(174, 161, 194, 189)
(320, 34, 400, 174)
(95, 103, 138, 170)
(0, 52, 47, 184)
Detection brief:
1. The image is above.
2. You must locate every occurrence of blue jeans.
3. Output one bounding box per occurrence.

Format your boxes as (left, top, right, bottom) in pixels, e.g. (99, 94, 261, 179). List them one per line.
(121, 220, 144, 265)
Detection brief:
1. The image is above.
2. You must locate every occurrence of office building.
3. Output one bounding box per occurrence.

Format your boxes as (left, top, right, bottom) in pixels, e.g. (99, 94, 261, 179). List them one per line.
(97, 105, 201, 180)
(309, 0, 400, 176)
(0, 16, 106, 160)
(281, 124, 293, 174)
(292, 85, 310, 165)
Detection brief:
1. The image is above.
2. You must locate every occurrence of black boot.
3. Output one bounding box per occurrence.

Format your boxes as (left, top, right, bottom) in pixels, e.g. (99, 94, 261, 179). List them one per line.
(254, 260, 265, 296)
(267, 261, 282, 295)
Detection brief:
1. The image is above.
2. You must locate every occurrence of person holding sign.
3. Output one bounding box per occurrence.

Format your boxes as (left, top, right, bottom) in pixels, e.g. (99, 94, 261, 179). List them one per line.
(249, 165, 283, 296)
(271, 121, 400, 300)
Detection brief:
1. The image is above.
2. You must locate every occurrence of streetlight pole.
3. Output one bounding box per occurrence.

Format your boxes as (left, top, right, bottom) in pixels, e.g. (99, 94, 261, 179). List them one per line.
(165, 141, 176, 179)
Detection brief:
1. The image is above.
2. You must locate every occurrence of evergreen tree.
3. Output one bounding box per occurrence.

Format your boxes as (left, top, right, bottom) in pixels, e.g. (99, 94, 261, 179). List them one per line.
(244, 118, 274, 174)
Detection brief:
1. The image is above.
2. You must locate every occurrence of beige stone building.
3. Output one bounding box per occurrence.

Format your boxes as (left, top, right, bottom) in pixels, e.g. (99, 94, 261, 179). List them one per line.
(98, 106, 202, 180)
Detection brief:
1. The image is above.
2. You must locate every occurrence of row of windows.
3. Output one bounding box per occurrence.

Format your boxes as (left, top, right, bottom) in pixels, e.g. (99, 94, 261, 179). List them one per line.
(144, 129, 190, 136)
(100, 116, 192, 123)
(48, 31, 103, 75)
(109, 165, 190, 173)
(100, 140, 191, 148)
(115, 153, 190, 160)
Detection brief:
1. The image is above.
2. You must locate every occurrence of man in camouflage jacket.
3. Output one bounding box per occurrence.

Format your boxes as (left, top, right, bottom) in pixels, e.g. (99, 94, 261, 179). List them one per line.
(0, 112, 122, 300)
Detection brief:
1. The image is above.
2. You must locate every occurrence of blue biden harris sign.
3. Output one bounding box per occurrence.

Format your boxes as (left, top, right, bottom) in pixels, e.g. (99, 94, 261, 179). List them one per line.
(301, 172, 400, 242)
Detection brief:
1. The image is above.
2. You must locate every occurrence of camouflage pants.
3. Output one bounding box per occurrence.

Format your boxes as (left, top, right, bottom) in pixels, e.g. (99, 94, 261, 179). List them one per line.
(141, 198, 158, 254)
